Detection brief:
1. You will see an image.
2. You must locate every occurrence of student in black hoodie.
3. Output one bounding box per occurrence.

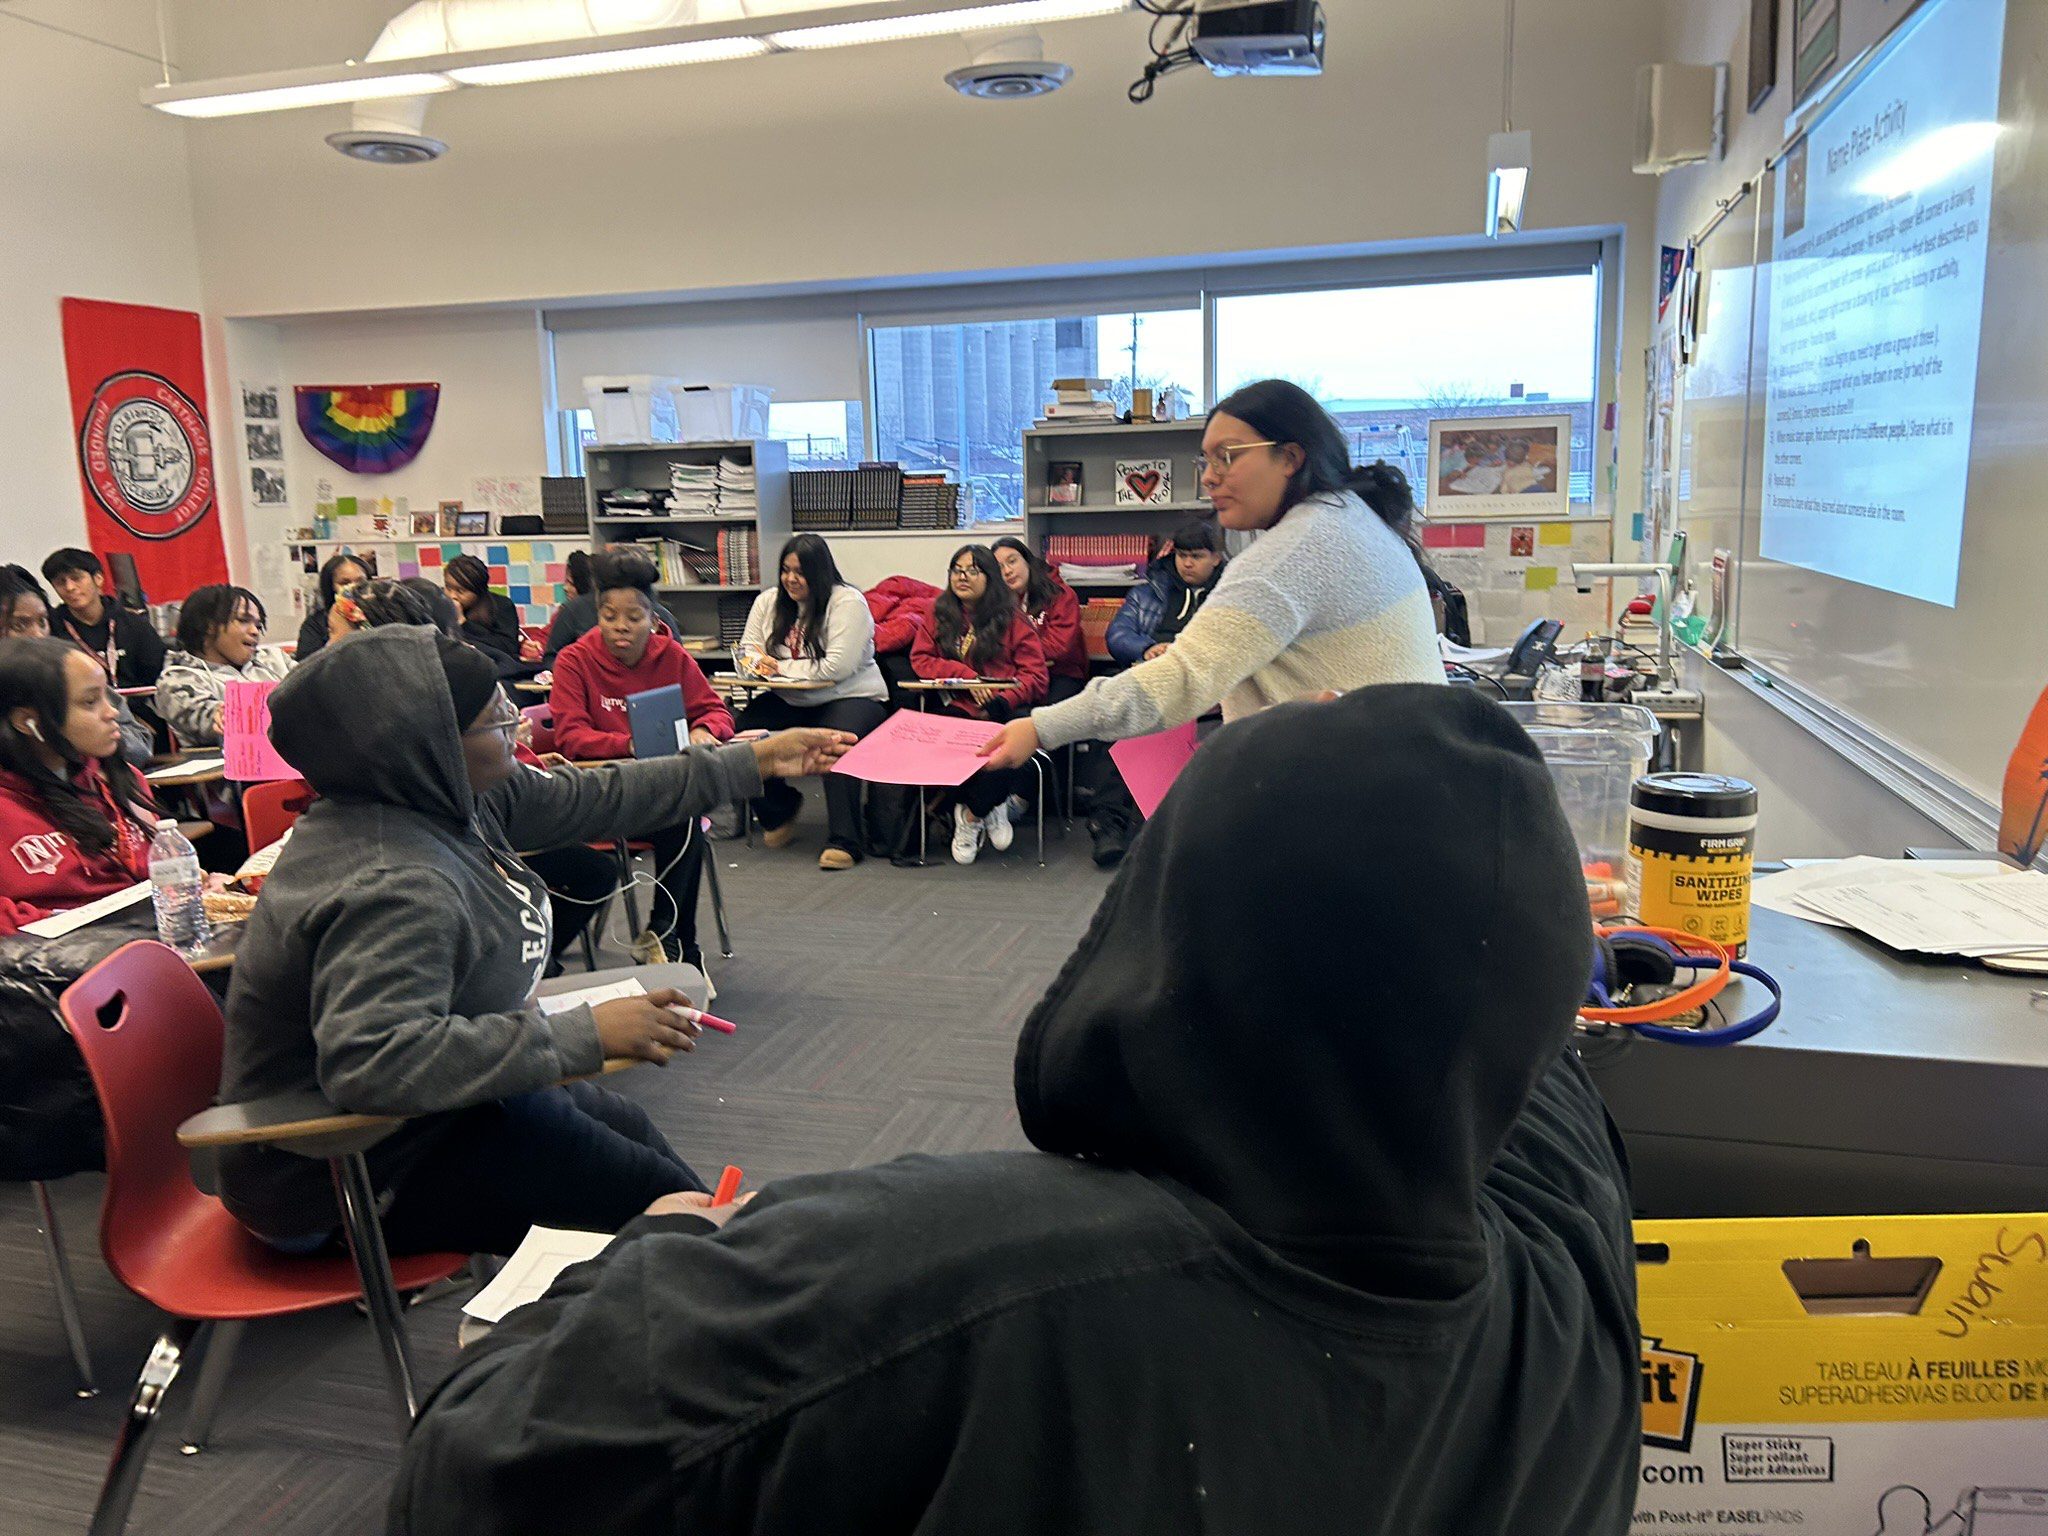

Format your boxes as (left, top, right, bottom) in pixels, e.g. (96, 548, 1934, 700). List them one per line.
(391, 683, 1641, 1536)
(444, 554, 538, 674)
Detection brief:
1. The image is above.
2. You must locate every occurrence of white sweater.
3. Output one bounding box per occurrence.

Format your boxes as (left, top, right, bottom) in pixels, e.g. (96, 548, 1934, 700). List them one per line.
(739, 584, 887, 705)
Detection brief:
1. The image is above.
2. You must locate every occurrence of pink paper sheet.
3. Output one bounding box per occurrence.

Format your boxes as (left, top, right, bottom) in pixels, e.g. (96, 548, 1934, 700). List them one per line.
(223, 680, 297, 782)
(1108, 721, 1199, 819)
(830, 708, 1003, 787)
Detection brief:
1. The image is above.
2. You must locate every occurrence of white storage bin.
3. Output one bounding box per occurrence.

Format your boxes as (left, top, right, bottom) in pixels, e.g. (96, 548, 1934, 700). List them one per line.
(672, 383, 773, 442)
(584, 375, 681, 444)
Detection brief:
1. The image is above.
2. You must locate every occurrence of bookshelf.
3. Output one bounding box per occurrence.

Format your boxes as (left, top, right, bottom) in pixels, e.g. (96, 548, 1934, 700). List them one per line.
(1020, 420, 1211, 593)
(583, 438, 792, 658)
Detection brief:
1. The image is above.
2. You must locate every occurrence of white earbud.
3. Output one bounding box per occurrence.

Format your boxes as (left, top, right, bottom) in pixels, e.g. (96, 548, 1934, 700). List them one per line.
(22, 719, 42, 741)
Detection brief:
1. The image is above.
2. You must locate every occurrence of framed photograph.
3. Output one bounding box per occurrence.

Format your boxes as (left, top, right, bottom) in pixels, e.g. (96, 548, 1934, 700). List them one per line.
(244, 424, 282, 462)
(455, 510, 489, 537)
(251, 467, 288, 506)
(410, 511, 438, 536)
(240, 383, 279, 421)
(1509, 526, 1536, 558)
(1047, 461, 1083, 506)
(1425, 415, 1573, 520)
(1747, 0, 1779, 112)
(1113, 458, 1172, 506)
(1792, 0, 1839, 105)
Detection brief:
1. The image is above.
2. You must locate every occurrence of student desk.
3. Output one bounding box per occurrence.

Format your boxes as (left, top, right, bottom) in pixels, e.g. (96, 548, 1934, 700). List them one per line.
(145, 752, 227, 789)
(186, 922, 244, 976)
(513, 680, 551, 696)
(1586, 902, 2048, 1218)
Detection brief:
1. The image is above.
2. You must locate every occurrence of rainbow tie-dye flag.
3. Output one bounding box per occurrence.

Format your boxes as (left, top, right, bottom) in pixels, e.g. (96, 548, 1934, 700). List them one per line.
(295, 383, 440, 473)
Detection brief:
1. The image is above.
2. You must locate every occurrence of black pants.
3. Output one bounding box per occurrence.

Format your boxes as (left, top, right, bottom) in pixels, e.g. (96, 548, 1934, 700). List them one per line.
(524, 843, 615, 963)
(381, 1081, 702, 1256)
(736, 691, 890, 855)
(946, 698, 1030, 817)
(642, 820, 705, 958)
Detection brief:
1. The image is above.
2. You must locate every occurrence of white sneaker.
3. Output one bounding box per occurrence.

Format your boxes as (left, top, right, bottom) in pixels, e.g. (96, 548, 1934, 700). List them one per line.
(985, 800, 1014, 852)
(951, 804, 984, 865)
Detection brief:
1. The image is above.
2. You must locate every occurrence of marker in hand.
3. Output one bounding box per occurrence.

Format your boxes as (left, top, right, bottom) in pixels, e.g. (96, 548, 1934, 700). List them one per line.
(674, 1003, 737, 1035)
(710, 1164, 745, 1207)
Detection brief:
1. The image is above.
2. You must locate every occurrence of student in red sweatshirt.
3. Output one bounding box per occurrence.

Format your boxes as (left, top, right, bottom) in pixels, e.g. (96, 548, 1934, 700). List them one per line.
(0, 637, 160, 935)
(911, 545, 1048, 865)
(991, 537, 1088, 703)
(551, 551, 734, 966)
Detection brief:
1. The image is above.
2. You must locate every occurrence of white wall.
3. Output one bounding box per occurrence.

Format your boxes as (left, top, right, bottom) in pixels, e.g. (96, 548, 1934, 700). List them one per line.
(0, 1, 204, 561)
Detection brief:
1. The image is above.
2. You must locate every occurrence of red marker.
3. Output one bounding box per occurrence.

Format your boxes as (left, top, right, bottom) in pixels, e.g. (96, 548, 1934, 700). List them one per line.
(710, 1165, 744, 1207)
(679, 1004, 737, 1035)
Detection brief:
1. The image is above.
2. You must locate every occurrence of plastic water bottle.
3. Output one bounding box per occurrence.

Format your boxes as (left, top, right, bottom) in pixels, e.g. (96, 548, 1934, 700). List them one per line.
(149, 821, 211, 953)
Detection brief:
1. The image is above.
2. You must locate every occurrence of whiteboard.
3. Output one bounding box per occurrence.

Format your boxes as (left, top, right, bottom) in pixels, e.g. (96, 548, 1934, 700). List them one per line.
(1684, 0, 2048, 812)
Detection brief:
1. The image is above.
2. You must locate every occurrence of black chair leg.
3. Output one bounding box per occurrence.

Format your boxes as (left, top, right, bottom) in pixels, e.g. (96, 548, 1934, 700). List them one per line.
(32, 1179, 96, 1398)
(90, 1319, 200, 1536)
(329, 1153, 420, 1435)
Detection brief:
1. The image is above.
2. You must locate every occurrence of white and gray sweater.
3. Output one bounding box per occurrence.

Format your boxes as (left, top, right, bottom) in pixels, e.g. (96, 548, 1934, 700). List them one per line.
(739, 584, 887, 705)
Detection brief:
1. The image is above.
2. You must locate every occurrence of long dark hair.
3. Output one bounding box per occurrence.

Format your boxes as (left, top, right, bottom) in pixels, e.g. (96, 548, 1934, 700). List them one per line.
(768, 535, 843, 662)
(0, 567, 49, 635)
(932, 545, 1017, 668)
(0, 637, 152, 854)
(1211, 378, 1422, 558)
(317, 552, 369, 608)
(444, 554, 491, 602)
(175, 584, 266, 655)
(564, 550, 594, 598)
(989, 536, 1059, 616)
(401, 577, 463, 636)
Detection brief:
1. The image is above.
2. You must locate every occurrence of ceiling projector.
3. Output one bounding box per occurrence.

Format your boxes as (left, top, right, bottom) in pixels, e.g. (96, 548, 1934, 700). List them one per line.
(1190, 0, 1326, 77)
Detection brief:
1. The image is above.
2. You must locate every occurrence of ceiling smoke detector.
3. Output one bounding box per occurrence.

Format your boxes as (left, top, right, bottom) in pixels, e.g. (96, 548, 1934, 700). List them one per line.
(946, 29, 1070, 99)
(326, 127, 448, 162)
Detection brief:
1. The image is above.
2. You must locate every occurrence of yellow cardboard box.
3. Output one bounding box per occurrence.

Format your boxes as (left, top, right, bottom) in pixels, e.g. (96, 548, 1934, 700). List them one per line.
(1634, 1214, 2048, 1532)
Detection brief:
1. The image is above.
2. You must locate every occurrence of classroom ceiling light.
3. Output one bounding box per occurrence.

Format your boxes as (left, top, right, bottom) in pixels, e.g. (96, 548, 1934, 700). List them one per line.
(147, 69, 459, 119)
(1486, 130, 1531, 237)
(769, 0, 1127, 51)
(445, 34, 772, 85)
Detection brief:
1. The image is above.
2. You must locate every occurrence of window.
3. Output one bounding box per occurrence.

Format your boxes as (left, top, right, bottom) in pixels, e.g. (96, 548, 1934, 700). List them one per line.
(560, 407, 597, 476)
(767, 400, 865, 471)
(1212, 272, 1600, 509)
(868, 310, 1203, 524)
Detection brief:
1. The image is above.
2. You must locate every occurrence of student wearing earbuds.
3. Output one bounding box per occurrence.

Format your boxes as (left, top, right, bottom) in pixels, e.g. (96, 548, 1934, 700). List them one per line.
(0, 637, 161, 936)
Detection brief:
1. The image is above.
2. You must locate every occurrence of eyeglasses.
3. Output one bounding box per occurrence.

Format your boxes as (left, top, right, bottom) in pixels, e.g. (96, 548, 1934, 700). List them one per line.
(463, 697, 522, 739)
(1193, 440, 1278, 478)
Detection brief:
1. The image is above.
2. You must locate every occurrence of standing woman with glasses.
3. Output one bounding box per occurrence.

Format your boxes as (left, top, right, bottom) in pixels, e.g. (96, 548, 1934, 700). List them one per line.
(979, 378, 1442, 773)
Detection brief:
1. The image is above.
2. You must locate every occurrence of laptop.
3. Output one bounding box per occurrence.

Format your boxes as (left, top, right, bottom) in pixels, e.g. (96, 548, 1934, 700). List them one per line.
(625, 684, 688, 759)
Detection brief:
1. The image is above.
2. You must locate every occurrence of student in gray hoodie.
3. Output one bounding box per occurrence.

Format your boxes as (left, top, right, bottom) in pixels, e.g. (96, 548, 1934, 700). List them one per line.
(217, 626, 852, 1256)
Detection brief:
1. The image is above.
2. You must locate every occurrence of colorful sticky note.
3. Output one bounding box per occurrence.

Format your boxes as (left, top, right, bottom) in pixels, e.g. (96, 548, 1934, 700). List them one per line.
(336, 496, 357, 517)
(510, 542, 532, 562)
(545, 563, 567, 582)
(419, 547, 442, 567)
(1421, 524, 1458, 550)
(1631, 513, 1645, 542)
(1525, 567, 1559, 591)
(488, 566, 509, 584)
(831, 709, 1004, 787)
(487, 545, 509, 564)
(398, 562, 419, 579)
(1538, 523, 1574, 547)
(1451, 523, 1486, 549)
(510, 585, 532, 605)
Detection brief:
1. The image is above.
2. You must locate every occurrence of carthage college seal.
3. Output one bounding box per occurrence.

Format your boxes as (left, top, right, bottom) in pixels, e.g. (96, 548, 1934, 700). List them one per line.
(79, 370, 215, 540)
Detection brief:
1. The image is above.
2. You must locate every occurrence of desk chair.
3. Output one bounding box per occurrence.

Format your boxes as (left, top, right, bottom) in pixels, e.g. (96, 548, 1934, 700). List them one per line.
(27, 1177, 96, 1397)
(914, 752, 1054, 868)
(61, 942, 469, 1536)
(241, 778, 314, 854)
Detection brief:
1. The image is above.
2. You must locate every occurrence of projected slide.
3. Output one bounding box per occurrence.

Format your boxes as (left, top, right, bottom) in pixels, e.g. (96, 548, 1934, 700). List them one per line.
(1760, 0, 2005, 608)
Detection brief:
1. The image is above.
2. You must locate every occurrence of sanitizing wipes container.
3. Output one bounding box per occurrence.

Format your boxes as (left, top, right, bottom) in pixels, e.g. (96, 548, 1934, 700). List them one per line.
(1625, 773, 1758, 954)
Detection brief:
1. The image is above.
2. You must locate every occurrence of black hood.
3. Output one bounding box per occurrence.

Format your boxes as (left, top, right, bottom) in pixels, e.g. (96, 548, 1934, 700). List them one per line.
(1015, 684, 1592, 1297)
(269, 626, 474, 825)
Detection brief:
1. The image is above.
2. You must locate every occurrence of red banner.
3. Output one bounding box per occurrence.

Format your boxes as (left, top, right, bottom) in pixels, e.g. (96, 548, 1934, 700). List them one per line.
(60, 298, 229, 598)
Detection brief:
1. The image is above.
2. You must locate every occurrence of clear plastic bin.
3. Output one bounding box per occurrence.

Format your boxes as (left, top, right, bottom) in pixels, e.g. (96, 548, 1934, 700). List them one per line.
(1499, 701, 1660, 912)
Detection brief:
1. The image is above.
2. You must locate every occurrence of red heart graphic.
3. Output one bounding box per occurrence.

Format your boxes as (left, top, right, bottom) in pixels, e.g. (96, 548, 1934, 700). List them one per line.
(1124, 468, 1162, 501)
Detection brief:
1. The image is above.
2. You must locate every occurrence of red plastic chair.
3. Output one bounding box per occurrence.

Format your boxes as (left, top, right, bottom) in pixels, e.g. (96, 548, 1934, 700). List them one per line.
(520, 703, 556, 756)
(240, 778, 315, 853)
(61, 942, 465, 1535)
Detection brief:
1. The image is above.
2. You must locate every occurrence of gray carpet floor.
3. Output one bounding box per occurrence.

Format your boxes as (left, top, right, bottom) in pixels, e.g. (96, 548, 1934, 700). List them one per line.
(0, 786, 1110, 1535)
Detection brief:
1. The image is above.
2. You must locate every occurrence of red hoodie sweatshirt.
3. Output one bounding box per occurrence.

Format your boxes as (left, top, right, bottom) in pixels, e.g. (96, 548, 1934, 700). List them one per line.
(0, 762, 158, 936)
(550, 627, 734, 761)
(867, 576, 941, 656)
(911, 604, 1049, 717)
(1024, 580, 1088, 682)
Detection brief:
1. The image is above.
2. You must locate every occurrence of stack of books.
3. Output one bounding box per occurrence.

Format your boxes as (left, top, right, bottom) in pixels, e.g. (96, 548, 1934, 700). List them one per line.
(716, 526, 759, 586)
(791, 470, 854, 530)
(898, 472, 961, 529)
(669, 461, 720, 517)
(1045, 531, 1153, 586)
(599, 487, 668, 516)
(1038, 377, 1118, 427)
(716, 456, 757, 516)
(627, 538, 717, 587)
(852, 463, 905, 531)
(541, 476, 588, 534)
(716, 593, 754, 646)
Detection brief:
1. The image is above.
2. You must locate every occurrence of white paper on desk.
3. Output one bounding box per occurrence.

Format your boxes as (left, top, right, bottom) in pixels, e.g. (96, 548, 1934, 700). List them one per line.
(145, 756, 224, 782)
(1752, 857, 2021, 928)
(536, 977, 646, 1016)
(1800, 873, 2048, 955)
(1438, 637, 1512, 667)
(20, 881, 152, 938)
(461, 1225, 614, 1323)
